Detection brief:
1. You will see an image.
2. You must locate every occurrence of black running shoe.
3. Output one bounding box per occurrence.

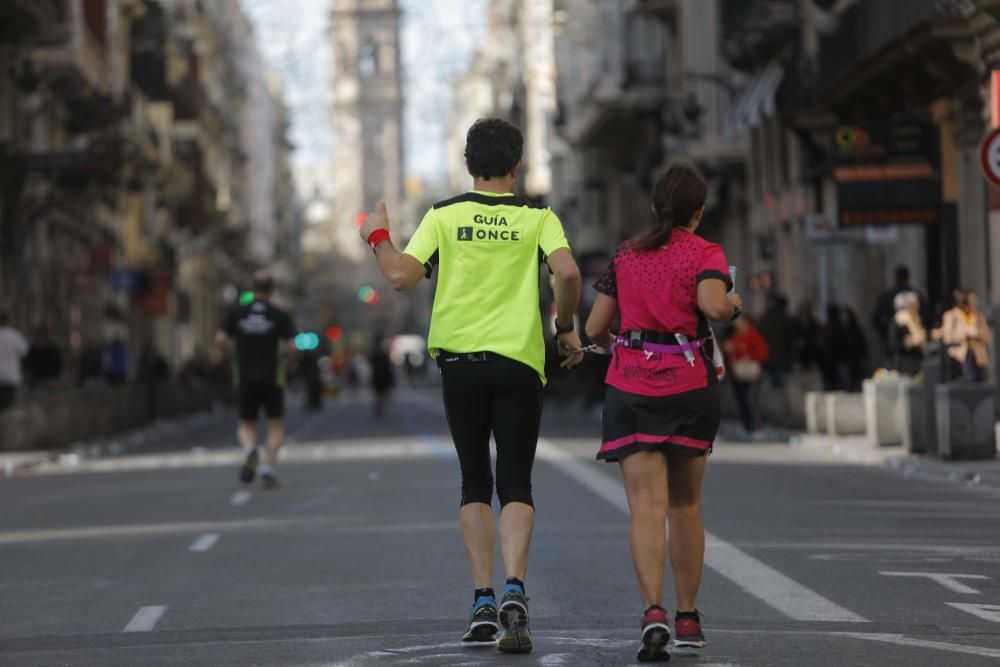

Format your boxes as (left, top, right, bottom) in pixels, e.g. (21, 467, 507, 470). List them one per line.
(462, 596, 499, 643)
(239, 449, 258, 484)
(261, 471, 279, 490)
(497, 583, 532, 654)
(637, 606, 671, 662)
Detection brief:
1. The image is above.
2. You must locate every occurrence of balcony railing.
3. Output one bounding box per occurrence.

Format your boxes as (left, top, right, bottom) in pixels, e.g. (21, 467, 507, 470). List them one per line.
(31, 2, 109, 95)
(818, 0, 957, 83)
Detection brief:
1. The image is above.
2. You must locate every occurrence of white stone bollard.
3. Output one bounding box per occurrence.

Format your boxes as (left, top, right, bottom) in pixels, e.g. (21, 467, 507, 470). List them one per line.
(863, 377, 912, 447)
(805, 391, 828, 434)
(826, 391, 867, 436)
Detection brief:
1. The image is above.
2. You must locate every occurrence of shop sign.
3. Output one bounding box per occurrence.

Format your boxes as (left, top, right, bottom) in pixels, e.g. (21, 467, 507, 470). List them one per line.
(832, 116, 941, 226)
(805, 213, 860, 245)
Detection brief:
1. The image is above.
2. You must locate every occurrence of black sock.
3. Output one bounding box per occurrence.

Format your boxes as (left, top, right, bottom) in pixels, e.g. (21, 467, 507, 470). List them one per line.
(474, 587, 495, 602)
(505, 576, 525, 594)
(675, 610, 700, 621)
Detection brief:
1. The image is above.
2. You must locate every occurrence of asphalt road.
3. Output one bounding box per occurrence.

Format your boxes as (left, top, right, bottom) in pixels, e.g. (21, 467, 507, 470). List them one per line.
(2, 382, 1000, 666)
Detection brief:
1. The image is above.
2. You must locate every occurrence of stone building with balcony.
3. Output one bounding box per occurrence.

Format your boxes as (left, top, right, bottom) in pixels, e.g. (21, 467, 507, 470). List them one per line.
(0, 0, 297, 382)
(714, 0, 1000, 367)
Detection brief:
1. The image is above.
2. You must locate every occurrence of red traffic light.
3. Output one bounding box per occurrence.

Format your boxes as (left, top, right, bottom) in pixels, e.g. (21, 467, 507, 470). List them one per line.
(326, 326, 343, 342)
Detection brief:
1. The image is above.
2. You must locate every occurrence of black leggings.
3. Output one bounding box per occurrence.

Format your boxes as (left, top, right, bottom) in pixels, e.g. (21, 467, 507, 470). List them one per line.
(440, 354, 542, 508)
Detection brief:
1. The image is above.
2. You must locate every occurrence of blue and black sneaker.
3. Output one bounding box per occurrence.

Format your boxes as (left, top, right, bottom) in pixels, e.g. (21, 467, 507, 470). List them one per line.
(497, 582, 532, 654)
(462, 595, 499, 643)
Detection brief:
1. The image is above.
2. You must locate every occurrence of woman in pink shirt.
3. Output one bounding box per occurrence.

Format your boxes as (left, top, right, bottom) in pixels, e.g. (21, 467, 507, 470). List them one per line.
(585, 162, 742, 662)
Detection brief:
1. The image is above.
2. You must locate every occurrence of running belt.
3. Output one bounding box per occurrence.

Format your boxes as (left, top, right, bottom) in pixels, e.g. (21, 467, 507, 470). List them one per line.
(613, 329, 705, 356)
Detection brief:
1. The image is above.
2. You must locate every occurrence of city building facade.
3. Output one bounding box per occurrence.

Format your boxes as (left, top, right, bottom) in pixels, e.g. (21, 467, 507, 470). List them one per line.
(0, 0, 297, 379)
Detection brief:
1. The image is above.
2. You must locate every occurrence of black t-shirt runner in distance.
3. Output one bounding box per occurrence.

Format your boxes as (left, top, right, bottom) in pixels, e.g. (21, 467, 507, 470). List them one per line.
(223, 300, 297, 386)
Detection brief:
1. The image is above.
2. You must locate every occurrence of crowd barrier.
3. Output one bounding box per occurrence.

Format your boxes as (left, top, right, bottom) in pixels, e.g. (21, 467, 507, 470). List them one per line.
(0, 381, 216, 451)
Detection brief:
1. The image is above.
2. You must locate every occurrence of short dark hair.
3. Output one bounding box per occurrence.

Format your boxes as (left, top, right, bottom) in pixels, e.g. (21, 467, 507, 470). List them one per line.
(252, 270, 274, 295)
(464, 118, 523, 180)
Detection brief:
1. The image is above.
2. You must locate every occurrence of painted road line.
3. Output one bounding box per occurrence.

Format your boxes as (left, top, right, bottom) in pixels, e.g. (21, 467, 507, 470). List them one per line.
(123, 605, 167, 632)
(880, 571, 990, 594)
(538, 439, 868, 623)
(230, 491, 251, 506)
(0, 517, 451, 545)
(945, 602, 1000, 623)
(839, 632, 1000, 658)
(189, 533, 220, 552)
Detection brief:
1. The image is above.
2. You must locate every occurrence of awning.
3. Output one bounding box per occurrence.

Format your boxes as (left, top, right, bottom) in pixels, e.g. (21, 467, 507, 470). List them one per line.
(724, 61, 784, 138)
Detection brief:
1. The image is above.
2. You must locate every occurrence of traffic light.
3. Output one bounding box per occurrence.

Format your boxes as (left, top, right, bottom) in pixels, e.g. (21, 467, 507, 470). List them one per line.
(358, 285, 379, 305)
(294, 332, 320, 351)
(326, 326, 343, 342)
(239, 291, 254, 306)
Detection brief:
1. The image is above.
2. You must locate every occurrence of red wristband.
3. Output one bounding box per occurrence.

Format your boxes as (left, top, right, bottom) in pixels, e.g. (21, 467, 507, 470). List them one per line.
(367, 228, 390, 249)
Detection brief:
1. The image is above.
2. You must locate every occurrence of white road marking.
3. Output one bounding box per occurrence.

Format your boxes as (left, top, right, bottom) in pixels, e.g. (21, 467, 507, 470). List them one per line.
(945, 602, 1000, 623)
(0, 517, 453, 546)
(28, 439, 442, 475)
(123, 605, 167, 632)
(879, 571, 989, 594)
(539, 654, 570, 665)
(230, 491, 251, 506)
(189, 533, 220, 552)
(537, 440, 868, 623)
(839, 632, 1000, 658)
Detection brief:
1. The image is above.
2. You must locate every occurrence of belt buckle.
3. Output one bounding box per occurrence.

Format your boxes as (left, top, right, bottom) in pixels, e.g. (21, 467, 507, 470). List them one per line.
(628, 330, 643, 350)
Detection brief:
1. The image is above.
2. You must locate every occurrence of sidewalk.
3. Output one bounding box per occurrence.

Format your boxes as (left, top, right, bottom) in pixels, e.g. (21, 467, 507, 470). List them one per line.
(795, 430, 1000, 490)
(0, 409, 222, 478)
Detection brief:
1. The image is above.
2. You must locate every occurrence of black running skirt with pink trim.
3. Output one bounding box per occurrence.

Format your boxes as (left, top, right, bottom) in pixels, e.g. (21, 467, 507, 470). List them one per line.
(598, 385, 720, 462)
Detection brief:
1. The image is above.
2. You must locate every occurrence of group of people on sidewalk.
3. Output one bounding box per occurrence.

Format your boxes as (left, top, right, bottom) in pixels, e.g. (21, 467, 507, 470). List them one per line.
(873, 266, 994, 383)
(0, 313, 65, 414)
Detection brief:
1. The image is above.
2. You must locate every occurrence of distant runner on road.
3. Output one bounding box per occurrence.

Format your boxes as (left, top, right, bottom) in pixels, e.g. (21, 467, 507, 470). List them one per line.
(216, 270, 297, 489)
(359, 118, 584, 654)
(586, 162, 742, 663)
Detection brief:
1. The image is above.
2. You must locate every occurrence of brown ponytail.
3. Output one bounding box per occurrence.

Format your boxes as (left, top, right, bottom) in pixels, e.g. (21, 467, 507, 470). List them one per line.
(633, 161, 708, 251)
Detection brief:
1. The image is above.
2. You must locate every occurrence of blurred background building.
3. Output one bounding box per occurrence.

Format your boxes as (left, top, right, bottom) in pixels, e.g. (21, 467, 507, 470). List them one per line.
(0, 0, 299, 378)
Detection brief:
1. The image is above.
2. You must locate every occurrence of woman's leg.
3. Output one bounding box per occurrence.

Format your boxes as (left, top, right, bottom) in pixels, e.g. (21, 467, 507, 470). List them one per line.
(620, 450, 669, 609)
(666, 453, 708, 612)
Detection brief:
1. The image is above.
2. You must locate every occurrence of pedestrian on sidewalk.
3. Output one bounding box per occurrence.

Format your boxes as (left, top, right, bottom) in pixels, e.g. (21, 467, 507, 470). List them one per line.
(724, 315, 769, 437)
(794, 301, 823, 372)
(0, 311, 28, 414)
(839, 307, 868, 392)
(890, 291, 926, 376)
(368, 336, 394, 418)
(216, 270, 297, 489)
(24, 323, 63, 389)
(585, 162, 742, 662)
(359, 118, 583, 654)
(758, 293, 794, 389)
(871, 265, 926, 367)
(940, 289, 993, 382)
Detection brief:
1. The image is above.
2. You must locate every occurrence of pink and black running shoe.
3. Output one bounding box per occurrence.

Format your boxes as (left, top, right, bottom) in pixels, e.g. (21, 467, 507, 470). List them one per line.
(637, 605, 671, 662)
(673, 610, 705, 649)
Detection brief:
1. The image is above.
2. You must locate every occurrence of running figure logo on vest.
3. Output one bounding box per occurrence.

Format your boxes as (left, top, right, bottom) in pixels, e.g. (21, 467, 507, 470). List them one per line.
(457, 214, 522, 243)
(238, 303, 277, 335)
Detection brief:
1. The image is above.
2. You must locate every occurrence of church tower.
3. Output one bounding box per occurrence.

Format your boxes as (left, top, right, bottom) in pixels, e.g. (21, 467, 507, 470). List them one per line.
(331, 0, 404, 260)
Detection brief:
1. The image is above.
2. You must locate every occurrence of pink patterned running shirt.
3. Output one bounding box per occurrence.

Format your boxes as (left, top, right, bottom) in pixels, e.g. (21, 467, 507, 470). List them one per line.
(594, 228, 731, 397)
